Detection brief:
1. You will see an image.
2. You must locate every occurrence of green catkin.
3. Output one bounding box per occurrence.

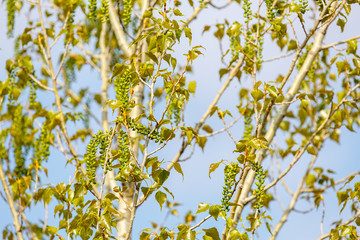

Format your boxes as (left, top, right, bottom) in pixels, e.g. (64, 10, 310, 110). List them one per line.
(6, 0, 16, 37)
(221, 162, 239, 211)
(315, 0, 324, 12)
(123, 0, 133, 26)
(100, 0, 110, 22)
(85, 131, 113, 183)
(264, 0, 275, 21)
(85, 131, 102, 184)
(34, 127, 50, 163)
(257, 35, 264, 70)
(126, 118, 164, 144)
(166, 94, 184, 126)
(88, 0, 97, 19)
(242, 0, 252, 23)
(243, 112, 253, 141)
(250, 161, 266, 210)
(0, 129, 10, 163)
(114, 68, 131, 112)
(65, 8, 75, 43)
(230, 36, 240, 59)
(99, 131, 111, 171)
(64, 57, 76, 85)
(116, 130, 130, 181)
(29, 80, 37, 107)
(299, 0, 309, 14)
(13, 106, 27, 177)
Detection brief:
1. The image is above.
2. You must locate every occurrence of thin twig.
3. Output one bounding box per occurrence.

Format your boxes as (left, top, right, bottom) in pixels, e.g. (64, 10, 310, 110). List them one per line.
(189, 215, 212, 230)
(317, 209, 360, 240)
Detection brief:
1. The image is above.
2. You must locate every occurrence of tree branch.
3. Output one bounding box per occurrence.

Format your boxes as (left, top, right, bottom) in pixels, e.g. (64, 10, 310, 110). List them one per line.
(0, 164, 24, 240)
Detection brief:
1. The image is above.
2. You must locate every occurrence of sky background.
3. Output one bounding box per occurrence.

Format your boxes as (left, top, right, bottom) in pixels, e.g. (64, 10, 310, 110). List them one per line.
(0, 1, 359, 239)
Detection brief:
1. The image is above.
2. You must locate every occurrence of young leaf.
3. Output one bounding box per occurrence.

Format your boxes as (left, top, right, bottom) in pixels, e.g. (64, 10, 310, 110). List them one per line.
(209, 160, 224, 178)
(209, 205, 221, 220)
(174, 162, 184, 180)
(203, 227, 220, 240)
(155, 191, 167, 210)
(195, 202, 209, 214)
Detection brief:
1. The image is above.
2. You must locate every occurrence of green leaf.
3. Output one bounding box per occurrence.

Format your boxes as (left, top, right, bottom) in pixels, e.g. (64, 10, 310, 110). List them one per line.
(111, 63, 124, 80)
(11, 88, 21, 100)
(188, 81, 196, 94)
(140, 231, 151, 240)
(105, 192, 118, 201)
(280, 121, 290, 131)
(227, 229, 241, 240)
(209, 205, 221, 220)
(74, 183, 87, 198)
(219, 68, 230, 79)
(340, 226, 352, 237)
(197, 136, 207, 151)
(214, 24, 224, 40)
(195, 202, 209, 214)
(266, 85, 278, 98)
(336, 18, 346, 32)
(305, 174, 316, 186)
(250, 89, 264, 101)
(185, 27, 192, 45)
(171, 57, 177, 71)
(203, 227, 220, 240)
(248, 137, 270, 150)
(306, 145, 316, 155)
(54, 204, 63, 217)
(162, 186, 174, 199)
(209, 160, 224, 178)
(46, 226, 58, 235)
(202, 25, 211, 35)
(154, 169, 170, 186)
(141, 187, 155, 197)
(155, 191, 167, 210)
(174, 162, 184, 179)
(337, 191, 349, 205)
(202, 125, 213, 133)
(235, 140, 247, 153)
(173, 9, 183, 16)
(287, 39, 297, 51)
(146, 52, 158, 63)
(265, 222, 272, 234)
(355, 217, 360, 226)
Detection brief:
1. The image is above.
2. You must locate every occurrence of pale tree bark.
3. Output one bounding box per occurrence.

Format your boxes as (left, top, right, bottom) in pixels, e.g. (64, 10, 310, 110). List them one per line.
(0, 164, 25, 240)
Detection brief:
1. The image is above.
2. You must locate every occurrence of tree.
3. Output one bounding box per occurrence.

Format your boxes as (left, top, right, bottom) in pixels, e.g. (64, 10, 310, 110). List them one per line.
(1, 0, 360, 239)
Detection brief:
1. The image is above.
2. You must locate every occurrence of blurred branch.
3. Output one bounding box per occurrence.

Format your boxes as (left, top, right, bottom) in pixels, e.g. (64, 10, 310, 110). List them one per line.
(0, 164, 24, 240)
(108, 0, 133, 57)
(270, 136, 325, 239)
(321, 34, 360, 50)
(317, 209, 360, 240)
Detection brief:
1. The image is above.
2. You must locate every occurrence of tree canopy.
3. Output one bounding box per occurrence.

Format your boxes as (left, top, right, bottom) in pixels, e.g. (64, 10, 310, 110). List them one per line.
(1, 0, 360, 239)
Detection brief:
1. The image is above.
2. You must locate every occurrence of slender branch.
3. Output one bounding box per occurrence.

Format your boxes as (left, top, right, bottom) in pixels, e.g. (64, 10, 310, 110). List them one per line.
(28, 74, 54, 91)
(182, 0, 211, 27)
(189, 215, 212, 230)
(321, 34, 360, 50)
(270, 136, 325, 239)
(317, 209, 360, 240)
(196, 56, 244, 132)
(0, 164, 24, 240)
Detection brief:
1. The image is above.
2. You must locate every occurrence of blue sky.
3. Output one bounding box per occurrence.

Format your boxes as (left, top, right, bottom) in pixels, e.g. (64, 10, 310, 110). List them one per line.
(0, 1, 359, 239)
